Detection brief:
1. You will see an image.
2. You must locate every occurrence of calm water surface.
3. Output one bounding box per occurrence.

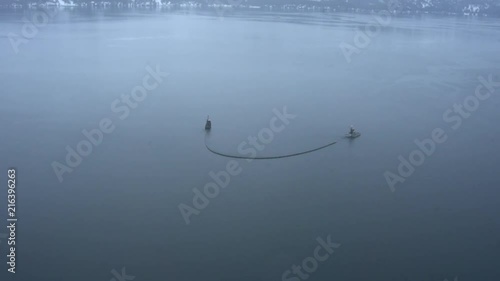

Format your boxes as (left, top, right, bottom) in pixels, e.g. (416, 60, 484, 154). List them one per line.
(1, 8, 500, 281)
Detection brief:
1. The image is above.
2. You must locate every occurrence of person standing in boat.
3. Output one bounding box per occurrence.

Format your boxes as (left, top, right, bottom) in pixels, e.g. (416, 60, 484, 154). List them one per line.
(205, 115, 211, 130)
(349, 125, 355, 135)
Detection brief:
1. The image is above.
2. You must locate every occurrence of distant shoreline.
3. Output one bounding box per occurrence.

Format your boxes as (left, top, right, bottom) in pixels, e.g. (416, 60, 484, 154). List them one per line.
(0, 4, 498, 18)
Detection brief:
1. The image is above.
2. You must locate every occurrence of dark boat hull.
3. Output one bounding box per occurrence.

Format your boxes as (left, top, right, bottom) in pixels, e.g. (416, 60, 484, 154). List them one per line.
(345, 132, 360, 138)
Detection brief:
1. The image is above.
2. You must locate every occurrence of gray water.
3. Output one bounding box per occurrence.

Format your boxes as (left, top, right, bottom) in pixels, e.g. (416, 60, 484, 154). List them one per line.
(1, 8, 500, 281)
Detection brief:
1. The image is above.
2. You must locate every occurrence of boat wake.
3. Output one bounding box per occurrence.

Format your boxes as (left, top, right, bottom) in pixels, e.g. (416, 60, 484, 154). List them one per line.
(204, 134, 339, 160)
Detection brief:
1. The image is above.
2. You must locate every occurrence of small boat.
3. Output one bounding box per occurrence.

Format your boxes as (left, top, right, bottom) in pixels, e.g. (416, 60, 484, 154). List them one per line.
(345, 125, 360, 138)
(205, 116, 211, 130)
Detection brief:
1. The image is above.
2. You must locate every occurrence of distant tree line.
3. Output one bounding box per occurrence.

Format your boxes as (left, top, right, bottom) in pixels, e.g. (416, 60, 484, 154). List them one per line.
(3, 0, 500, 15)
